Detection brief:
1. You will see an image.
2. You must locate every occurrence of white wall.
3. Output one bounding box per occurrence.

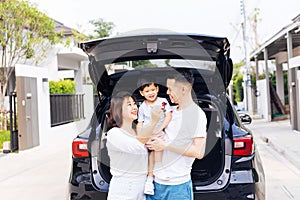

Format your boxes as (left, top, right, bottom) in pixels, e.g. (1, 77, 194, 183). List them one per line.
(15, 64, 51, 146)
(15, 65, 94, 148)
(36, 47, 60, 81)
(257, 79, 269, 119)
(82, 85, 94, 123)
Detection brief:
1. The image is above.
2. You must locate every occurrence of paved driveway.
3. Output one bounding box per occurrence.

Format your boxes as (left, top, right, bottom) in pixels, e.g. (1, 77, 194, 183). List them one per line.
(0, 123, 82, 200)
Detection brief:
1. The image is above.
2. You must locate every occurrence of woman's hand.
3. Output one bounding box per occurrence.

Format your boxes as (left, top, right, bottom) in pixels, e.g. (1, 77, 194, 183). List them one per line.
(150, 105, 163, 123)
(137, 105, 163, 139)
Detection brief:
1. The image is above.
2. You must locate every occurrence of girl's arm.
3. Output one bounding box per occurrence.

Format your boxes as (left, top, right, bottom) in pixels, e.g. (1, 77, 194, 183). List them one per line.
(154, 111, 172, 134)
(137, 105, 162, 143)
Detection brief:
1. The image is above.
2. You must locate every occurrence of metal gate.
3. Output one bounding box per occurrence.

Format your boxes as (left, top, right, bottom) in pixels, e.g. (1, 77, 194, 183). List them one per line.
(9, 92, 18, 152)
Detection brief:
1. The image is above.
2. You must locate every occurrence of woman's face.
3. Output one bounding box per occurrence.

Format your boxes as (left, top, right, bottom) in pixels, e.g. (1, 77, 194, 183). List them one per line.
(122, 96, 138, 121)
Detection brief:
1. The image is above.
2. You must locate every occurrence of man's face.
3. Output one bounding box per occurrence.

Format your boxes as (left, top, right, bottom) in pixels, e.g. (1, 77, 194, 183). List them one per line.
(166, 79, 182, 104)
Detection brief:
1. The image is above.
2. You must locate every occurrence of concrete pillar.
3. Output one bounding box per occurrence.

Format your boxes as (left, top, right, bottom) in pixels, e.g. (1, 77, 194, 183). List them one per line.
(297, 70, 300, 130)
(255, 57, 259, 82)
(253, 57, 259, 114)
(264, 48, 272, 121)
(287, 31, 298, 130)
(275, 59, 285, 105)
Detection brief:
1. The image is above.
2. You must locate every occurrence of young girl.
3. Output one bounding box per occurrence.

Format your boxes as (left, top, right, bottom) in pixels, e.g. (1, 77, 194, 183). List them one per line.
(106, 91, 161, 200)
(137, 78, 172, 195)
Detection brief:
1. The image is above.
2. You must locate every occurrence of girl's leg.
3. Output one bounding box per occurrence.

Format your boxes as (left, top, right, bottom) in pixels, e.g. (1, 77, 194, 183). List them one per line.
(148, 151, 154, 177)
(154, 150, 163, 162)
(144, 151, 155, 195)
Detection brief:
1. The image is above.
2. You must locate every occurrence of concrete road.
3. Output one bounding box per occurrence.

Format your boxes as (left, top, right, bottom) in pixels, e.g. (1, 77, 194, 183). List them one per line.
(0, 123, 79, 200)
(1, 118, 299, 200)
(255, 137, 300, 200)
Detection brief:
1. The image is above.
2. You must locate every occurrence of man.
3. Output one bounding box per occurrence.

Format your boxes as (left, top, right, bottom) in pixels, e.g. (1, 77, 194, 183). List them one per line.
(146, 69, 207, 200)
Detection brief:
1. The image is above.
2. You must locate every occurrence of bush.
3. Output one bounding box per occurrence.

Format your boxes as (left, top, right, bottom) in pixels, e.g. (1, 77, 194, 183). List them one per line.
(0, 130, 10, 149)
(49, 79, 75, 94)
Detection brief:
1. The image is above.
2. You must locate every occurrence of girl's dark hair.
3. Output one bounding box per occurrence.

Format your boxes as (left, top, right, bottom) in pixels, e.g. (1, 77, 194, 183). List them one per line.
(108, 91, 133, 128)
(137, 76, 158, 91)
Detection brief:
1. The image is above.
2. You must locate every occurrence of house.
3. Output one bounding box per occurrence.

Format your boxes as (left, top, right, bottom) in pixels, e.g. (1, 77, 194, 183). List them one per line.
(250, 14, 300, 131)
(6, 20, 93, 151)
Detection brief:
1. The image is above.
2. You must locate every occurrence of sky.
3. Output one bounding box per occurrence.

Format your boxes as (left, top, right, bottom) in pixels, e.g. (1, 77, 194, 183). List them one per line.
(29, 0, 300, 62)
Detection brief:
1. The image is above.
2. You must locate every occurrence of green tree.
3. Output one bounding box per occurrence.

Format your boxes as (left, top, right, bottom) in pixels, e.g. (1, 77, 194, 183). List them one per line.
(65, 29, 87, 47)
(232, 73, 244, 102)
(231, 61, 245, 103)
(132, 60, 157, 68)
(165, 59, 171, 66)
(0, 0, 63, 111)
(233, 61, 245, 75)
(88, 18, 115, 39)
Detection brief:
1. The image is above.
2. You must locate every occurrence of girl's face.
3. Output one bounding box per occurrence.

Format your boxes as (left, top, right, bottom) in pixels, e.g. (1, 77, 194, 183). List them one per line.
(139, 83, 159, 103)
(122, 96, 138, 121)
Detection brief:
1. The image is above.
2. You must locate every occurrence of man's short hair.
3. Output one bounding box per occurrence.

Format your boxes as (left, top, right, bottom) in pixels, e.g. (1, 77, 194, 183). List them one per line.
(167, 69, 194, 85)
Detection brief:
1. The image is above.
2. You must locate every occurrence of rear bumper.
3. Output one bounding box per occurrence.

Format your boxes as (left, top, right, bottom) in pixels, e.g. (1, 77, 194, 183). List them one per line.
(68, 183, 107, 200)
(68, 159, 264, 199)
(68, 183, 262, 200)
(194, 183, 260, 200)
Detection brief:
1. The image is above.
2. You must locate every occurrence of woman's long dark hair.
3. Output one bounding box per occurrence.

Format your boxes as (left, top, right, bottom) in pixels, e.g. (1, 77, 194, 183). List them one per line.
(108, 91, 135, 128)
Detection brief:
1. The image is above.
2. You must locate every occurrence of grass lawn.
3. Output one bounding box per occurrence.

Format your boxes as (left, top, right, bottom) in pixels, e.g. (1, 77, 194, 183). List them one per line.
(0, 130, 10, 149)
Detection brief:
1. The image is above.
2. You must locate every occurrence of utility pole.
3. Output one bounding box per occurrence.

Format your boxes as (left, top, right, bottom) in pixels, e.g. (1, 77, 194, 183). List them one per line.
(240, 0, 252, 113)
(251, 8, 260, 115)
(252, 8, 260, 49)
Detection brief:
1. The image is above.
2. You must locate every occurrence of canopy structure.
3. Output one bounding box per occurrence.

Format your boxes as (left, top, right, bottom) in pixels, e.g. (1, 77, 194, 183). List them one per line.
(250, 14, 300, 131)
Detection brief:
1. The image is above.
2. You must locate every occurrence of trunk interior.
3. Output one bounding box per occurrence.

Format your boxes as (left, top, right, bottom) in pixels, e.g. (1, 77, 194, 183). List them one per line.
(97, 89, 225, 186)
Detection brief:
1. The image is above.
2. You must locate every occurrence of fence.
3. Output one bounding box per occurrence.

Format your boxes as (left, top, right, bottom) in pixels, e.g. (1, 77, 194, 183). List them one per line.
(50, 94, 85, 127)
(9, 92, 18, 152)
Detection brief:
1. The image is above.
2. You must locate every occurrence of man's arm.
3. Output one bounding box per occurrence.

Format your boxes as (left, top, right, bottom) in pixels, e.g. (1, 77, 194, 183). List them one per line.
(146, 137, 206, 159)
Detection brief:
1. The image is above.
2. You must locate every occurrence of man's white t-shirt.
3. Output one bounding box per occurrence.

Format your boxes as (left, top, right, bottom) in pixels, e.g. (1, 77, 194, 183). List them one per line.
(153, 103, 207, 185)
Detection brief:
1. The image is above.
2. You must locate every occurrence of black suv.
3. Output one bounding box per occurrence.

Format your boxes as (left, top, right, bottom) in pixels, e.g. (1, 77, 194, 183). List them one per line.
(68, 32, 265, 200)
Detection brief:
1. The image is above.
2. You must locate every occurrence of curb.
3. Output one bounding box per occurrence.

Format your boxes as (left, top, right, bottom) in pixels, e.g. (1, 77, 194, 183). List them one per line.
(260, 136, 300, 169)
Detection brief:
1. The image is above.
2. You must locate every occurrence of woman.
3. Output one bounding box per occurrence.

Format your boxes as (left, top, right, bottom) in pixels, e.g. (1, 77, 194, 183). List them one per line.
(106, 91, 161, 200)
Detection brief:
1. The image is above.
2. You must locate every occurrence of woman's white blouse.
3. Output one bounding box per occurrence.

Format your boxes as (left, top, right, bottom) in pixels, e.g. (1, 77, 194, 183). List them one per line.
(106, 127, 148, 177)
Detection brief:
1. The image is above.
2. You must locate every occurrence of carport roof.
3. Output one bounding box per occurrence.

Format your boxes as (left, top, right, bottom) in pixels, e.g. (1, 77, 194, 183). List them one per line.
(250, 15, 300, 61)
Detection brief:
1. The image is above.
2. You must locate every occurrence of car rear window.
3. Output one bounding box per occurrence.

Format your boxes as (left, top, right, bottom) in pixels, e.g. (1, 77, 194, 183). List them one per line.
(105, 59, 216, 75)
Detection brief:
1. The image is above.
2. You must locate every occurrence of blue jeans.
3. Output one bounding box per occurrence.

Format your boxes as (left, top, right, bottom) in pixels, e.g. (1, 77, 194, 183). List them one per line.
(146, 180, 193, 200)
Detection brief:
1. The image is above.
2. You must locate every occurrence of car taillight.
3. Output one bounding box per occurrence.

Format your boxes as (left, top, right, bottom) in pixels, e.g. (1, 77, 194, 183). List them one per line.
(72, 138, 89, 158)
(233, 135, 254, 156)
